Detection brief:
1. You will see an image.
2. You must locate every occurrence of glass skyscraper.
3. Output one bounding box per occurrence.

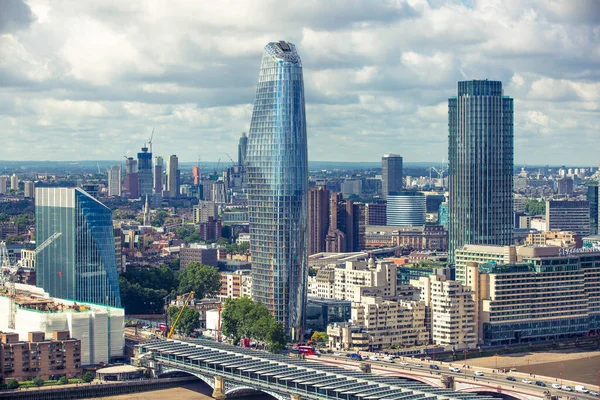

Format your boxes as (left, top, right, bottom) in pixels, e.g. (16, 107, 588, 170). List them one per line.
(246, 41, 308, 339)
(448, 80, 514, 280)
(137, 144, 153, 198)
(35, 188, 121, 307)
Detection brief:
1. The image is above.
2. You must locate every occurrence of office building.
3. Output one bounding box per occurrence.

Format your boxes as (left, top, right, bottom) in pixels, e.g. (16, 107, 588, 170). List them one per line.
(448, 80, 514, 262)
(382, 154, 403, 200)
(23, 181, 34, 198)
(238, 132, 248, 167)
(308, 185, 330, 255)
(35, 188, 121, 307)
(557, 177, 574, 196)
(438, 202, 448, 227)
(465, 247, 600, 345)
(333, 259, 397, 302)
(365, 203, 386, 226)
(10, 174, 19, 191)
(246, 41, 308, 337)
(0, 331, 81, 381)
(123, 157, 138, 199)
(341, 179, 362, 196)
(154, 156, 163, 194)
(386, 191, 426, 226)
(412, 274, 478, 349)
(166, 155, 180, 198)
(306, 298, 351, 332)
(137, 144, 153, 198)
(524, 230, 581, 248)
(0, 284, 124, 365)
(199, 217, 221, 242)
(107, 165, 121, 197)
(180, 243, 218, 268)
(546, 200, 590, 235)
(0, 176, 7, 194)
(454, 244, 517, 284)
(587, 184, 599, 235)
(193, 201, 218, 224)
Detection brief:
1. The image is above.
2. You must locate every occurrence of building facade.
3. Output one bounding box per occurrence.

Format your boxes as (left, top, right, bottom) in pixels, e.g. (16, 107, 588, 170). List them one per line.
(587, 184, 599, 235)
(308, 185, 330, 255)
(23, 181, 34, 198)
(193, 201, 218, 224)
(246, 41, 309, 338)
(137, 145, 153, 198)
(386, 192, 426, 226)
(238, 132, 248, 167)
(448, 80, 514, 262)
(546, 200, 590, 236)
(179, 244, 218, 268)
(382, 154, 403, 200)
(365, 203, 387, 226)
(35, 188, 121, 307)
(108, 165, 122, 197)
(166, 155, 180, 198)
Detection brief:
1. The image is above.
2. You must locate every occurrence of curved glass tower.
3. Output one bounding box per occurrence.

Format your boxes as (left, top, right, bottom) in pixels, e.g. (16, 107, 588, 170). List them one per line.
(247, 41, 308, 338)
(448, 80, 514, 281)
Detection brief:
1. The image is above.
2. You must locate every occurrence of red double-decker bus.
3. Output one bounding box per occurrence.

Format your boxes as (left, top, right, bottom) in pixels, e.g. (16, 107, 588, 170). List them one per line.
(297, 345, 316, 356)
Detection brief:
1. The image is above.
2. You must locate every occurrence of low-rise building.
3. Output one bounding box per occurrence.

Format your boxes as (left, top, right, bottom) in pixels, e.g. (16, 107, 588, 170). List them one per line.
(180, 243, 218, 268)
(334, 259, 397, 302)
(219, 270, 252, 299)
(524, 230, 582, 248)
(0, 331, 81, 381)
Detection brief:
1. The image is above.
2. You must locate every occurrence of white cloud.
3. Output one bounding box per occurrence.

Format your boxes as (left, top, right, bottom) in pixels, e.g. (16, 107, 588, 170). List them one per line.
(0, 0, 598, 164)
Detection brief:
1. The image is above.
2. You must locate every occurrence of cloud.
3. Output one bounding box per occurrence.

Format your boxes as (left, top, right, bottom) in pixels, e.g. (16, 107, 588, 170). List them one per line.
(0, 0, 598, 165)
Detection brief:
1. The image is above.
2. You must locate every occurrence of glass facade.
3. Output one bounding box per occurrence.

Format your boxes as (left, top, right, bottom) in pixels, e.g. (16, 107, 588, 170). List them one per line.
(386, 191, 426, 226)
(246, 41, 308, 338)
(587, 184, 599, 235)
(137, 146, 153, 198)
(35, 188, 121, 307)
(448, 80, 514, 266)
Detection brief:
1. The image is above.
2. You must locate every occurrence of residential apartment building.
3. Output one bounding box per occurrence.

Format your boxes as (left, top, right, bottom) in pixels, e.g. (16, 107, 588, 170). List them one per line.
(219, 270, 252, 299)
(307, 267, 335, 299)
(180, 243, 218, 268)
(0, 331, 81, 381)
(412, 275, 477, 349)
(546, 200, 590, 236)
(193, 201, 218, 224)
(333, 259, 397, 302)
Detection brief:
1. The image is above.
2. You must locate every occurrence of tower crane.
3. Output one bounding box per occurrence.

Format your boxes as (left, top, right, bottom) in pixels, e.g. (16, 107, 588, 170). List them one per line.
(148, 128, 155, 154)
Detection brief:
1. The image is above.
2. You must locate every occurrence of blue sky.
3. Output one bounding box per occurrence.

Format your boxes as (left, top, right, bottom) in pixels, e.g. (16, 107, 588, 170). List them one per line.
(1, 0, 599, 164)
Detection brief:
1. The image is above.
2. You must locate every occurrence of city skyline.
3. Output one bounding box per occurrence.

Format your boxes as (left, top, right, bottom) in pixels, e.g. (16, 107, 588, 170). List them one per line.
(1, 1, 599, 164)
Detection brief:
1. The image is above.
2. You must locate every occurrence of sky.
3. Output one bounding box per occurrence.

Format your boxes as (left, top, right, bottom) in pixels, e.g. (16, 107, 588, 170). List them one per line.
(1, 0, 599, 165)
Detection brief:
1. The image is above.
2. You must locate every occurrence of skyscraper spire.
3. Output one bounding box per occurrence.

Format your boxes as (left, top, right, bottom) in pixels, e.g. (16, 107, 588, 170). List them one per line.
(143, 195, 151, 226)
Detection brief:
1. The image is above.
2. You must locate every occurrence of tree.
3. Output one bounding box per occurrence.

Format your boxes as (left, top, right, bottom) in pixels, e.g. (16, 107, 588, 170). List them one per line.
(308, 267, 318, 277)
(524, 200, 545, 216)
(32, 376, 44, 387)
(82, 371, 94, 383)
(167, 306, 200, 336)
(177, 263, 221, 299)
(310, 331, 328, 344)
(5, 378, 19, 389)
(58, 376, 68, 385)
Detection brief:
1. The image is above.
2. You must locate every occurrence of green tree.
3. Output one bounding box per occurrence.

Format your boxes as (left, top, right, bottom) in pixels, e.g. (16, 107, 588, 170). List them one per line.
(58, 376, 68, 385)
(32, 376, 44, 387)
(310, 331, 328, 344)
(82, 371, 94, 383)
(308, 267, 318, 277)
(177, 263, 221, 299)
(524, 200, 545, 216)
(167, 306, 200, 336)
(5, 378, 19, 389)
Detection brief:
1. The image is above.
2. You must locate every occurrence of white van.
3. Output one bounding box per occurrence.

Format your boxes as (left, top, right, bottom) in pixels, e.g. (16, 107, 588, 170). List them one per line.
(575, 385, 588, 393)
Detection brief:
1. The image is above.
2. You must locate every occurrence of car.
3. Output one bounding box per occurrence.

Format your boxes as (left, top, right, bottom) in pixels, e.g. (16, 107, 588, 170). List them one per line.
(361, 355, 369, 360)
(474, 371, 484, 377)
(333, 352, 342, 356)
(588, 390, 598, 396)
(369, 356, 379, 361)
(562, 385, 573, 391)
(522, 379, 532, 384)
(413, 363, 423, 368)
(506, 377, 517, 382)
(429, 364, 440, 370)
(449, 367, 461, 373)
(551, 383, 561, 389)
(535, 381, 546, 387)
(384, 357, 395, 363)
(400, 361, 409, 366)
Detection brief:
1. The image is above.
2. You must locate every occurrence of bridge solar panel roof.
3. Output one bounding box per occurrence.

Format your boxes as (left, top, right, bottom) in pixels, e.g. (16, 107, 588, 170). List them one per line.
(342, 384, 384, 395)
(275, 370, 312, 381)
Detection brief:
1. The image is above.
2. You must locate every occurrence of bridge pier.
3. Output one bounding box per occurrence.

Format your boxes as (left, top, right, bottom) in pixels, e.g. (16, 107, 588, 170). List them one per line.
(441, 375, 454, 389)
(212, 375, 227, 399)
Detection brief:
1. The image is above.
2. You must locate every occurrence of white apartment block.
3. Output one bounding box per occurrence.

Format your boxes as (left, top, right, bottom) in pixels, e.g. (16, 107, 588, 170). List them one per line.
(412, 274, 477, 350)
(454, 245, 517, 284)
(334, 259, 397, 302)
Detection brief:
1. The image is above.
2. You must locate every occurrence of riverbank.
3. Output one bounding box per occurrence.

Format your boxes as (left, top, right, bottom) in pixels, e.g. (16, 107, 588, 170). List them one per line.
(91, 382, 214, 400)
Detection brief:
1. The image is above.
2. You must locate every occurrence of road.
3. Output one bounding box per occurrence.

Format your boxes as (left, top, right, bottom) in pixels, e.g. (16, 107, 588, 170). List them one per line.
(311, 354, 599, 399)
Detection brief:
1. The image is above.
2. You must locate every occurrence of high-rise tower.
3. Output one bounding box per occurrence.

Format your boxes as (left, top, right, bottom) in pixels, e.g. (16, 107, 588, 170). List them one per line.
(448, 80, 514, 280)
(137, 144, 153, 198)
(154, 156, 163, 194)
(238, 132, 248, 167)
(108, 165, 122, 197)
(35, 187, 121, 307)
(308, 186, 330, 255)
(247, 41, 308, 338)
(382, 154, 403, 200)
(166, 155, 180, 198)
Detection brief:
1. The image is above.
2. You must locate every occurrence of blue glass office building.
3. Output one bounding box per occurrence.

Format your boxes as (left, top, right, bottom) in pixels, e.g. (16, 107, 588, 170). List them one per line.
(448, 80, 514, 272)
(35, 188, 121, 307)
(246, 41, 308, 338)
(138, 145, 153, 198)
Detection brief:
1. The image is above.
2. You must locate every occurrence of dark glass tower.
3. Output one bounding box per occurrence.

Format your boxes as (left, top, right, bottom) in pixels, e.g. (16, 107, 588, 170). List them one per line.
(138, 145, 153, 198)
(382, 154, 403, 200)
(35, 188, 121, 307)
(448, 80, 514, 281)
(238, 132, 248, 167)
(587, 184, 599, 235)
(247, 41, 308, 339)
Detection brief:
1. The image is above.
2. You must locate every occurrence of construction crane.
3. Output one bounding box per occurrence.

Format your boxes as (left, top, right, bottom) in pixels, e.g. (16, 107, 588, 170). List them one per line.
(148, 128, 155, 154)
(167, 291, 195, 339)
(225, 153, 235, 167)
